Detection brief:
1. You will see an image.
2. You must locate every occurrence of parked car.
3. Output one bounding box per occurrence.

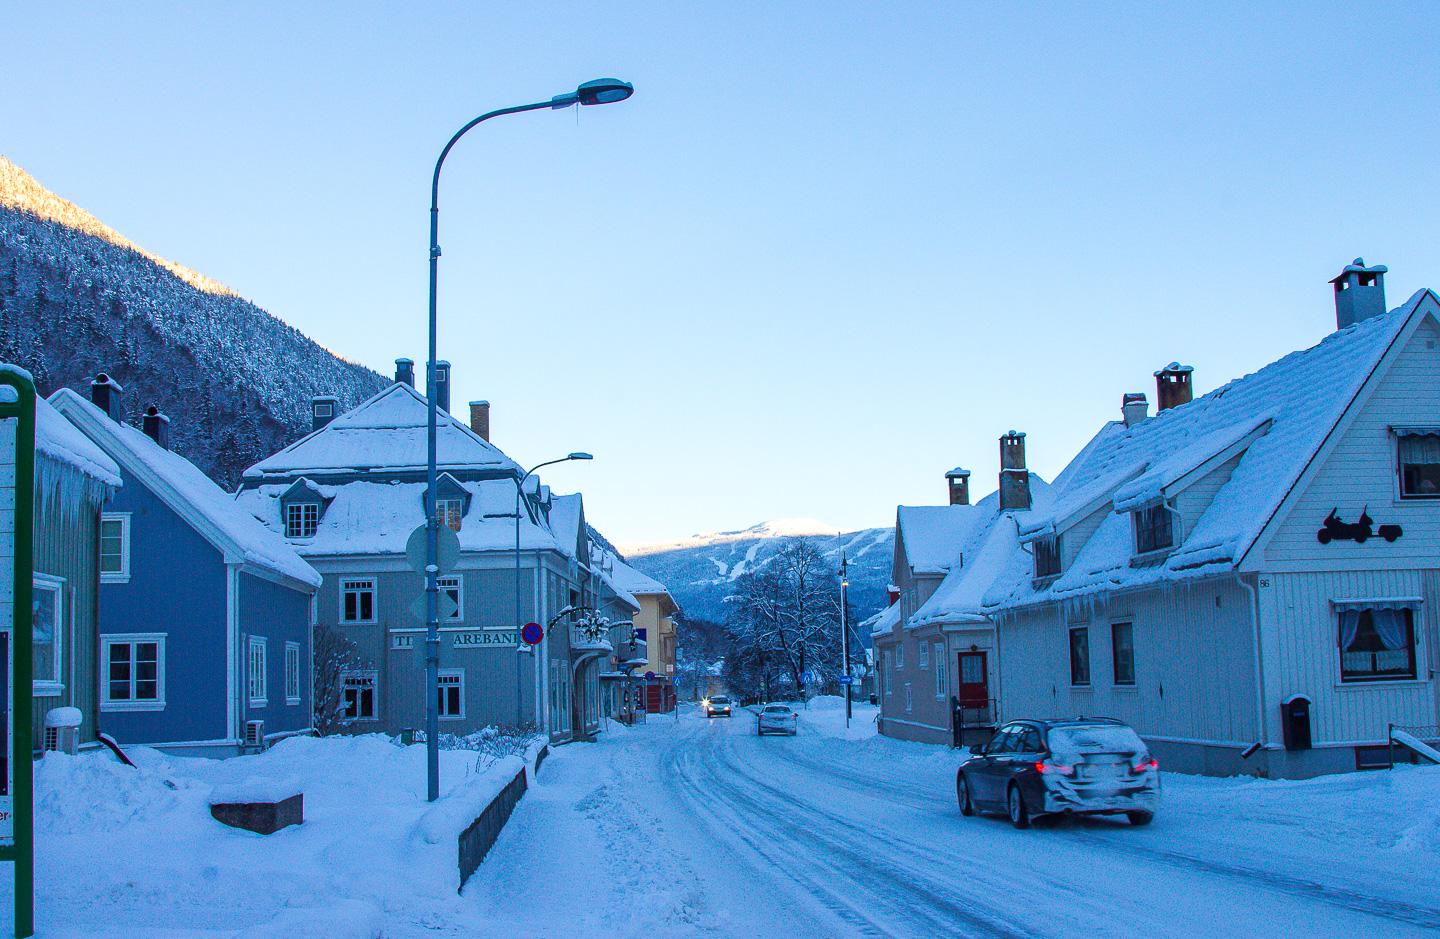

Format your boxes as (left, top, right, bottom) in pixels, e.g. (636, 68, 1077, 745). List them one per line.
(704, 695, 733, 718)
(955, 718, 1159, 829)
(757, 704, 798, 736)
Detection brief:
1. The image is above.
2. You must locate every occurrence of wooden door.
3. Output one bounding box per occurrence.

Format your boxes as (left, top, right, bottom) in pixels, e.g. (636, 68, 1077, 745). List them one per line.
(957, 651, 988, 709)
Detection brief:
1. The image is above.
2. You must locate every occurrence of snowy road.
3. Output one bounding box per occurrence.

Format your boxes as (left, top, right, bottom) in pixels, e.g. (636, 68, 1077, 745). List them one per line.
(464, 706, 1440, 938)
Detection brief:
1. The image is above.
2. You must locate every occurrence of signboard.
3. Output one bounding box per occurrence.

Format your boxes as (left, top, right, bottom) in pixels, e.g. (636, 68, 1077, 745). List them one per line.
(520, 622, 544, 645)
(838, 675, 855, 685)
(0, 397, 19, 847)
(453, 631, 517, 648)
(407, 590, 459, 623)
(644, 671, 655, 681)
(405, 523, 460, 575)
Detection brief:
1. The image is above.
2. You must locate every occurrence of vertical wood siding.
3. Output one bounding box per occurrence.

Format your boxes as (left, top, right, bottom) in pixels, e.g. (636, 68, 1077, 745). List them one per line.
(33, 496, 101, 745)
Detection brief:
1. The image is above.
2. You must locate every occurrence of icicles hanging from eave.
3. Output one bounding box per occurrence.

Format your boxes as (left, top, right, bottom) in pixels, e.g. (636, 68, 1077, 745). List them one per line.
(35, 454, 113, 522)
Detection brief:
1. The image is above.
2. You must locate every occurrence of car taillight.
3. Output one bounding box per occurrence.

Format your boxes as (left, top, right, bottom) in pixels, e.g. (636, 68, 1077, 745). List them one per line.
(1132, 757, 1159, 773)
(1034, 761, 1074, 776)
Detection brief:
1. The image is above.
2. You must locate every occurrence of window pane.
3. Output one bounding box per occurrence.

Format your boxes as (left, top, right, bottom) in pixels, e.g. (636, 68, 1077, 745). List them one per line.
(1400, 436, 1440, 496)
(1069, 627, 1090, 685)
(1112, 623, 1135, 685)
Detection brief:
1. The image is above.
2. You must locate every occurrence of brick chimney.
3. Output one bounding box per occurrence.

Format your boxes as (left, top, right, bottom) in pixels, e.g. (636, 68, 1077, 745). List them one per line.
(945, 467, 971, 506)
(1331, 257, 1388, 329)
(394, 358, 415, 387)
(311, 395, 339, 432)
(1122, 392, 1149, 428)
(433, 361, 451, 413)
(89, 373, 124, 421)
(142, 406, 170, 449)
(1154, 363, 1194, 412)
(998, 431, 1031, 510)
(469, 400, 490, 441)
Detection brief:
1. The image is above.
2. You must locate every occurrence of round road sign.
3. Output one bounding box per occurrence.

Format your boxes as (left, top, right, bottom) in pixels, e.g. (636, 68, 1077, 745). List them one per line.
(520, 622, 544, 645)
(644, 671, 656, 680)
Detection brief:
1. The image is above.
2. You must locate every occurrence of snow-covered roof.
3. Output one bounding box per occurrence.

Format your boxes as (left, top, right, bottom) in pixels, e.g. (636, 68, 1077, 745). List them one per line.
(898, 474, 1049, 577)
(548, 493, 586, 562)
(609, 557, 671, 600)
(50, 389, 320, 588)
(987, 289, 1439, 611)
(864, 602, 900, 639)
(35, 393, 122, 489)
(242, 382, 518, 480)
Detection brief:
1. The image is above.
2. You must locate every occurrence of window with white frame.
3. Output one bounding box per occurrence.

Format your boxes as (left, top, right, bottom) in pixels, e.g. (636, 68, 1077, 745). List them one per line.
(1398, 432, 1440, 498)
(1111, 622, 1136, 686)
(1134, 504, 1174, 554)
(918, 640, 929, 669)
(934, 644, 947, 699)
(285, 642, 301, 705)
(32, 574, 64, 695)
(341, 669, 378, 721)
(884, 650, 893, 694)
(341, 577, 376, 623)
(248, 636, 268, 706)
(100, 514, 131, 582)
(1339, 606, 1417, 682)
(102, 634, 165, 710)
(904, 682, 913, 712)
(436, 497, 464, 532)
(895, 642, 905, 669)
(1069, 626, 1091, 686)
(437, 669, 464, 719)
(285, 502, 320, 538)
(437, 575, 463, 621)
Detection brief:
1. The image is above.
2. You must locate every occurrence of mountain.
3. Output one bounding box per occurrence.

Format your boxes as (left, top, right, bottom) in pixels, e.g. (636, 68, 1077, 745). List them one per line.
(0, 155, 388, 487)
(624, 520, 895, 629)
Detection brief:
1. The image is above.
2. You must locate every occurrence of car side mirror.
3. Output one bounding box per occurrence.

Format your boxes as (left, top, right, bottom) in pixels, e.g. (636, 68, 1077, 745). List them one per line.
(969, 744, 985, 755)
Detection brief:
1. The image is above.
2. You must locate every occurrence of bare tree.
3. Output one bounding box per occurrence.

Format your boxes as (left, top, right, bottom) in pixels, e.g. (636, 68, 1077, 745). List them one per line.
(313, 624, 368, 736)
(725, 538, 842, 699)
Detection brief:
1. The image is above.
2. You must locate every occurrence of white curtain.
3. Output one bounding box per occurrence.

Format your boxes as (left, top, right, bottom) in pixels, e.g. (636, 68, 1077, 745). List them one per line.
(1399, 434, 1440, 464)
(1371, 608, 1408, 651)
(1338, 610, 1361, 650)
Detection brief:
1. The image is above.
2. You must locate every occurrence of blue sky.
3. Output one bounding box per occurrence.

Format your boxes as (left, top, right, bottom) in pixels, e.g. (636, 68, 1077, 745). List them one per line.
(6, 3, 1439, 545)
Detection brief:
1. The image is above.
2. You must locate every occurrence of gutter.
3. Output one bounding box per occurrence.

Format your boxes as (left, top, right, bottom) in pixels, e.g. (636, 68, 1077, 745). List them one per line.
(1234, 572, 1271, 752)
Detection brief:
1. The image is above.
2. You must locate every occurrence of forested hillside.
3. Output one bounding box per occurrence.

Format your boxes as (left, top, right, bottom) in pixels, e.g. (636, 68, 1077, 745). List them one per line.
(0, 155, 387, 485)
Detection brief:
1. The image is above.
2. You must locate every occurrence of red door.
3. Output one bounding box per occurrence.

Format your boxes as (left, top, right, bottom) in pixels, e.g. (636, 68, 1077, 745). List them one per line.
(957, 652, 988, 709)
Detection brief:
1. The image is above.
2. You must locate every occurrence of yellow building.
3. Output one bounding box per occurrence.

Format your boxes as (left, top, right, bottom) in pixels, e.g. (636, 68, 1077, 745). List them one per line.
(613, 562, 679, 710)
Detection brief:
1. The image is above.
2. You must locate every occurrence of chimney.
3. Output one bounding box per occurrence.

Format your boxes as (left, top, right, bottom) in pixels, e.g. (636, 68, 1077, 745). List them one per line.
(469, 400, 491, 441)
(433, 360, 451, 413)
(89, 373, 124, 421)
(1154, 363, 1194, 411)
(142, 406, 170, 449)
(394, 358, 415, 387)
(311, 395, 339, 432)
(998, 430, 1031, 510)
(1331, 257, 1388, 329)
(945, 467, 971, 506)
(1122, 392, 1149, 428)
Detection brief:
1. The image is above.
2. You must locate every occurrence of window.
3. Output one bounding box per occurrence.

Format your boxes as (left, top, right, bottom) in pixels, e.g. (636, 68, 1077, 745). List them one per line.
(100, 514, 131, 582)
(101, 634, 165, 710)
(987, 725, 1020, 754)
(903, 682, 913, 713)
(934, 644, 947, 699)
(313, 401, 334, 418)
(285, 502, 320, 538)
(917, 640, 929, 669)
(895, 643, 905, 669)
(32, 574, 63, 695)
(341, 577, 376, 623)
(1069, 626, 1091, 686)
(1399, 433, 1440, 498)
(884, 651, 893, 695)
(437, 575, 463, 622)
(1134, 505, 1174, 554)
(1111, 622, 1135, 685)
(1033, 535, 1061, 578)
(438, 670, 464, 719)
(285, 642, 301, 705)
(1339, 607, 1417, 682)
(436, 498, 464, 532)
(248, 636, 268, 706)
(341, 669, 378, 721)
(1017, 726, 1043, 753)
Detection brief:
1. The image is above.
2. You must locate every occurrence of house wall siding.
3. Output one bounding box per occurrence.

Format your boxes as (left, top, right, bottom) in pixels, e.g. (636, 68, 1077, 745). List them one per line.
(32, 490, 102, 746)
(239, 570, 313, 737)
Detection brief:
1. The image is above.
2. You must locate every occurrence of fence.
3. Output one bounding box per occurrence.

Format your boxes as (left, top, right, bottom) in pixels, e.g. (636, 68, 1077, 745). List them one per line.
(1387, 723, 1440, 769)
(457, 767, 527, 891)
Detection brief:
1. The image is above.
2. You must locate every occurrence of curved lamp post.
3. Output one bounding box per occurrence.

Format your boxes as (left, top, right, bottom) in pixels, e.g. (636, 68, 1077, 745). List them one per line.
(424, 80, 631, 802)
(513, 452, 593, 729)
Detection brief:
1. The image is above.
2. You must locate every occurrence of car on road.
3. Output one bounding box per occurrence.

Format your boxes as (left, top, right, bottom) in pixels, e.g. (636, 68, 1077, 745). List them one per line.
(703, 695, 733, 718)
(956, 718, 1160, 829)
(757, 704, 799, 736)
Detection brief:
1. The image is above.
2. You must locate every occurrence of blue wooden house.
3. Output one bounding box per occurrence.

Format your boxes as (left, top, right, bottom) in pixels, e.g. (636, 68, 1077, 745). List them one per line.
(51, 378, 322, 756)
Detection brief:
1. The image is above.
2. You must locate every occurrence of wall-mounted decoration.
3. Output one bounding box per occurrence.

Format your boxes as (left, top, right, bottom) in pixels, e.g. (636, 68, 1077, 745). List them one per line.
(1317, 508, 1402, 544)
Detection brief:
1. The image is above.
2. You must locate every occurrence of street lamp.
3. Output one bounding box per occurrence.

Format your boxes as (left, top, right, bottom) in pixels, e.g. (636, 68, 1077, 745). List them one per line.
(513, 453, 593, 729)
(423, 80, 631, 802)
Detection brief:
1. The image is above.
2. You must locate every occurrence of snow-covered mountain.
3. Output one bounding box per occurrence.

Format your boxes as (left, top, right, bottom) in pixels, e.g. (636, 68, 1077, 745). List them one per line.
(624, 520, 894, 627)
(0, 155, 388, 486)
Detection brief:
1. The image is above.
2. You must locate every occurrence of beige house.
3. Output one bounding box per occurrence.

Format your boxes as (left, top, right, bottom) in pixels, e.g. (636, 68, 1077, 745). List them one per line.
(612, 562, 678, 711)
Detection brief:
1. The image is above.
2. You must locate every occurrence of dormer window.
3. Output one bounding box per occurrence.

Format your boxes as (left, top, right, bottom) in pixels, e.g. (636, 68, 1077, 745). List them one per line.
(1033, 535, 1061, 579)
(286, 502, 320, 538)
(1134, 504, 1174, 554)
(436, 497, 464, 532)
(1397, 432, 1440, 498)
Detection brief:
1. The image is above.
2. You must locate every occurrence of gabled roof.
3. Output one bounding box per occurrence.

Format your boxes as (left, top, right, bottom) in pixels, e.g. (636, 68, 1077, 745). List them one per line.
(50, 389, 320, 589)
(242, 382, 518, 480)
(988, 289, 1439, 610)
(898, 474, 1050, 577)
(548, 493, 589, 565)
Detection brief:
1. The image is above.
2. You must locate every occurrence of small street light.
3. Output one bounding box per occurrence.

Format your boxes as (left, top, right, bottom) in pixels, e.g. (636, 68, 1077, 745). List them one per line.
(423, 80, 631, 802)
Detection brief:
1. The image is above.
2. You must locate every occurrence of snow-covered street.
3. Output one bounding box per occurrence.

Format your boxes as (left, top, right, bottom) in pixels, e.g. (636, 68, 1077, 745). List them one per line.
(467, 702, 1440, 937)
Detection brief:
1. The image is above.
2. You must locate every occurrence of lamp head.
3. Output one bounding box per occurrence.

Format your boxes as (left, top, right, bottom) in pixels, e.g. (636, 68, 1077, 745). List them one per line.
(552, 78, 634, 109)
(568, 452, 594, 461)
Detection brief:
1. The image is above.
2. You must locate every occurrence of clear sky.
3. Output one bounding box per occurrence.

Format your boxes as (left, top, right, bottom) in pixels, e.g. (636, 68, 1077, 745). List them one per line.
(6, 3, 1439, 546)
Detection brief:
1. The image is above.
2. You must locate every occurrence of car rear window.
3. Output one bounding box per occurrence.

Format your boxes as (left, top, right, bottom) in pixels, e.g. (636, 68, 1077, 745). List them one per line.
(1047, 725, 1145, 757)
(763, 706, 790, 714)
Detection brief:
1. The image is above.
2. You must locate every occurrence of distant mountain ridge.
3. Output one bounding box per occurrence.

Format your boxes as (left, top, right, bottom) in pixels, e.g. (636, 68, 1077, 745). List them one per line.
(0, 155, 388, 486)
(626, 519, 895, 629)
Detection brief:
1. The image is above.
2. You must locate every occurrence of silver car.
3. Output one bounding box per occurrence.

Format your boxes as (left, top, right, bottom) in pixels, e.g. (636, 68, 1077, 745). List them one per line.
(757, 704, 798, 736)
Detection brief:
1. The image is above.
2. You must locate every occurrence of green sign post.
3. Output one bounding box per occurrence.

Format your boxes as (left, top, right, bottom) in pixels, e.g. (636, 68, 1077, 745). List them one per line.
(0, 367, 36, 938)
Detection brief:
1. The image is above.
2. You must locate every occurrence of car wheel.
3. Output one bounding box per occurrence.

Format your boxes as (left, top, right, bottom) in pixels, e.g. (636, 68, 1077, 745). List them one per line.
(1127, 811, 1154, 827)
(957, 774, 975, 816)
(1007, 784, 1031, 830)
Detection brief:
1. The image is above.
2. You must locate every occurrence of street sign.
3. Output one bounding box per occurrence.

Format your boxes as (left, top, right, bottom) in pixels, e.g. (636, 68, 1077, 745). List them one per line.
(644, 671, 655, 680)
(802, 670, 818, 685)
(838, 675, 855, 685)
(408, 590, 459, 623)
(520, 622, 544, 645)
(405, 523, 459, 575)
